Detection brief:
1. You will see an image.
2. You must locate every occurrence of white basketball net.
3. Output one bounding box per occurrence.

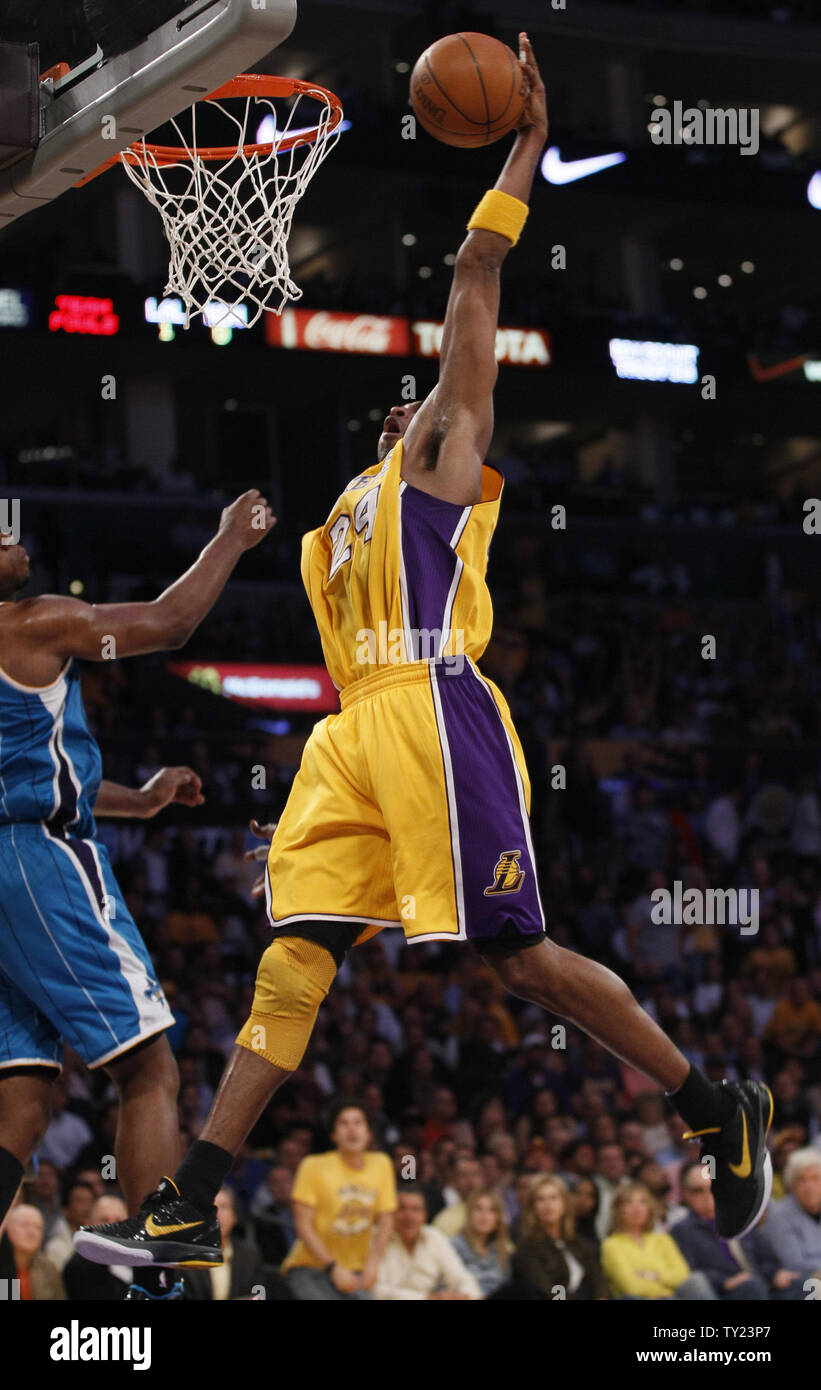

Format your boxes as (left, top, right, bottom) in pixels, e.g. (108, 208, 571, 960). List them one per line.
(120, 85, 342, 328)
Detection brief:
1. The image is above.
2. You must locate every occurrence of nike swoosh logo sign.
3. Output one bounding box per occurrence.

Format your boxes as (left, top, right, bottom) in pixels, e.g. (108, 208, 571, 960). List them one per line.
(728, 1112, 752, 1179)
(541, 146, 627, 185)
(144, 1214, 203, 1238)
(747, 352, 809, 383)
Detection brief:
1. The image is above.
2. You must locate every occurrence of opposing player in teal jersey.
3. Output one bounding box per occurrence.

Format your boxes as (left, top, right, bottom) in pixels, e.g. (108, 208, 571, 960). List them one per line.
(0, 489, 274, 1297)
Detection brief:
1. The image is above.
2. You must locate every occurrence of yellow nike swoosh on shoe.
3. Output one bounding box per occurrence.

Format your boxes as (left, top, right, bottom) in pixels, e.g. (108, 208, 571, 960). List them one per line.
(728, 1111, 751, 1179)
(144, 1214, 204, 1238)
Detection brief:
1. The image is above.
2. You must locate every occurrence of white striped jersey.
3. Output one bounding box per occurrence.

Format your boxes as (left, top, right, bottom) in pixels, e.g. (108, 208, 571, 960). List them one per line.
(0, 657, 103, 836)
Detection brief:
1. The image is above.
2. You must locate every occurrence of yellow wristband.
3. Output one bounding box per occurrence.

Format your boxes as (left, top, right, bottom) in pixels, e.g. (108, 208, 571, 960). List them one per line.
(467, 189, 529, 247)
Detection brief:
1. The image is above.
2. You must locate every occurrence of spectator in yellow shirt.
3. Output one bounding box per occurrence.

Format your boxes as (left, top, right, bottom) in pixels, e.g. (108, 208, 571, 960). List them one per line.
(764, 979, 821, 1064)
(281, 1102, 397, 1299)
(165, 905, 218, 946)
(601, 1182, 716, 1300)
(741, 926, 797, 988)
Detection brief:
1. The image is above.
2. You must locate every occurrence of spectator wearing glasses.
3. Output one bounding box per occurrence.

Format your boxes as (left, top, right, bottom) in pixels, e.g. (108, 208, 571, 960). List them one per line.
(671, 1162, 769, 1300)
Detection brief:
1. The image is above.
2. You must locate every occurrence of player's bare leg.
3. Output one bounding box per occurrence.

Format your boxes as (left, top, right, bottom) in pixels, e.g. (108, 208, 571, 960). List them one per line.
(74, 935, 329, 1267)
(105, 1034, 181, 1212)
(484, 938, 688, 1089)
(93, 1034, 187, 1298)
(73, 1043, 309, 1269)
(198, 1046, 290, 1153)
(0, 1071, 54, 1226)
(485, 937, 774, 1239)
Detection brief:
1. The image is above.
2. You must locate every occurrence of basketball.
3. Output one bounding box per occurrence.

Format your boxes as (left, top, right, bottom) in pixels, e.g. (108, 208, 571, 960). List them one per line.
(410, 32, 528, 148)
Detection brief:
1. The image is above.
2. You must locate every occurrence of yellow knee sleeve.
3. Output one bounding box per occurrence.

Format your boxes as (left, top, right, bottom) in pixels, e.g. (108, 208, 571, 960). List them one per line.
(236, 936, 337, 1071)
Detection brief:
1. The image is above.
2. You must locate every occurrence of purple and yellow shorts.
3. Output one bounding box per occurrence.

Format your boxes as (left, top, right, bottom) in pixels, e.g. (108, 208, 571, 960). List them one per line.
(265, 657, 546, 951)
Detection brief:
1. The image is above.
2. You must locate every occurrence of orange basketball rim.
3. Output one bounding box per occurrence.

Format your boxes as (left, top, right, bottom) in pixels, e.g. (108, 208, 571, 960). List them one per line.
(76, 74, 344, 185)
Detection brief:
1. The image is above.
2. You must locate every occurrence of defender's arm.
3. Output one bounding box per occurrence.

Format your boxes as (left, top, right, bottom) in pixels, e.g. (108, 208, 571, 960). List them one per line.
(94, 769, 204, 819)
(6, 490, 275, 681)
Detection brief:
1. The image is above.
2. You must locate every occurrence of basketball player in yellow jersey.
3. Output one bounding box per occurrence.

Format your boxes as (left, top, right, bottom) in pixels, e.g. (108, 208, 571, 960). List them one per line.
(75, 34, 772, 1270)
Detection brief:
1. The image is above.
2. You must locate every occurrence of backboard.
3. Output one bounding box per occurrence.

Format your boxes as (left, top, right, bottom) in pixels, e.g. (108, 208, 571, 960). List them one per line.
(0, 0, 297, 225)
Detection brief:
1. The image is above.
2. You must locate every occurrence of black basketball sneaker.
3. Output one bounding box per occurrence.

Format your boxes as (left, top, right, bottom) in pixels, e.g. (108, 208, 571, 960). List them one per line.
(73, 1177, 222, 1268)
(682, 1079, 774, 1238)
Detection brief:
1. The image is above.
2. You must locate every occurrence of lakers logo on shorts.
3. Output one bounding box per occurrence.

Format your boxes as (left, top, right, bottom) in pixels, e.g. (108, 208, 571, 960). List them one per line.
(483, 850, 525, 896)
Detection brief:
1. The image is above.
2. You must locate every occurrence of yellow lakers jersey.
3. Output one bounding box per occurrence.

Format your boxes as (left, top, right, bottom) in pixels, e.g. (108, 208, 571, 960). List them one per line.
(300, 436, 504, 691)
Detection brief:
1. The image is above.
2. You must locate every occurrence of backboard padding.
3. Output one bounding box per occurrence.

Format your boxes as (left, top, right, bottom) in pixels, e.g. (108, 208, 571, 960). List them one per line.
(0, 0, 297, 223)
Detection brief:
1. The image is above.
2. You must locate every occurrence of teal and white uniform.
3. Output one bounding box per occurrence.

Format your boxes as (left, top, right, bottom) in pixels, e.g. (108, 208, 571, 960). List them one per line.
(0, 644, 173, 1070)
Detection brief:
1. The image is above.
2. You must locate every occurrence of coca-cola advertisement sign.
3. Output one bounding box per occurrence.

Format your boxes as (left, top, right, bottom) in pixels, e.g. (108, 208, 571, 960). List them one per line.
(266, 308, 411, 356)
(265, 306, 551, 367)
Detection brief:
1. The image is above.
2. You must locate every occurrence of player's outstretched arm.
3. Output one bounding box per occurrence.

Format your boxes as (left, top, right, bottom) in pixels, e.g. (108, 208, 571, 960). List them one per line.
(13, 490, 275, 665)
(402, 33, 548, 505)
(94, 768, 205, 819)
